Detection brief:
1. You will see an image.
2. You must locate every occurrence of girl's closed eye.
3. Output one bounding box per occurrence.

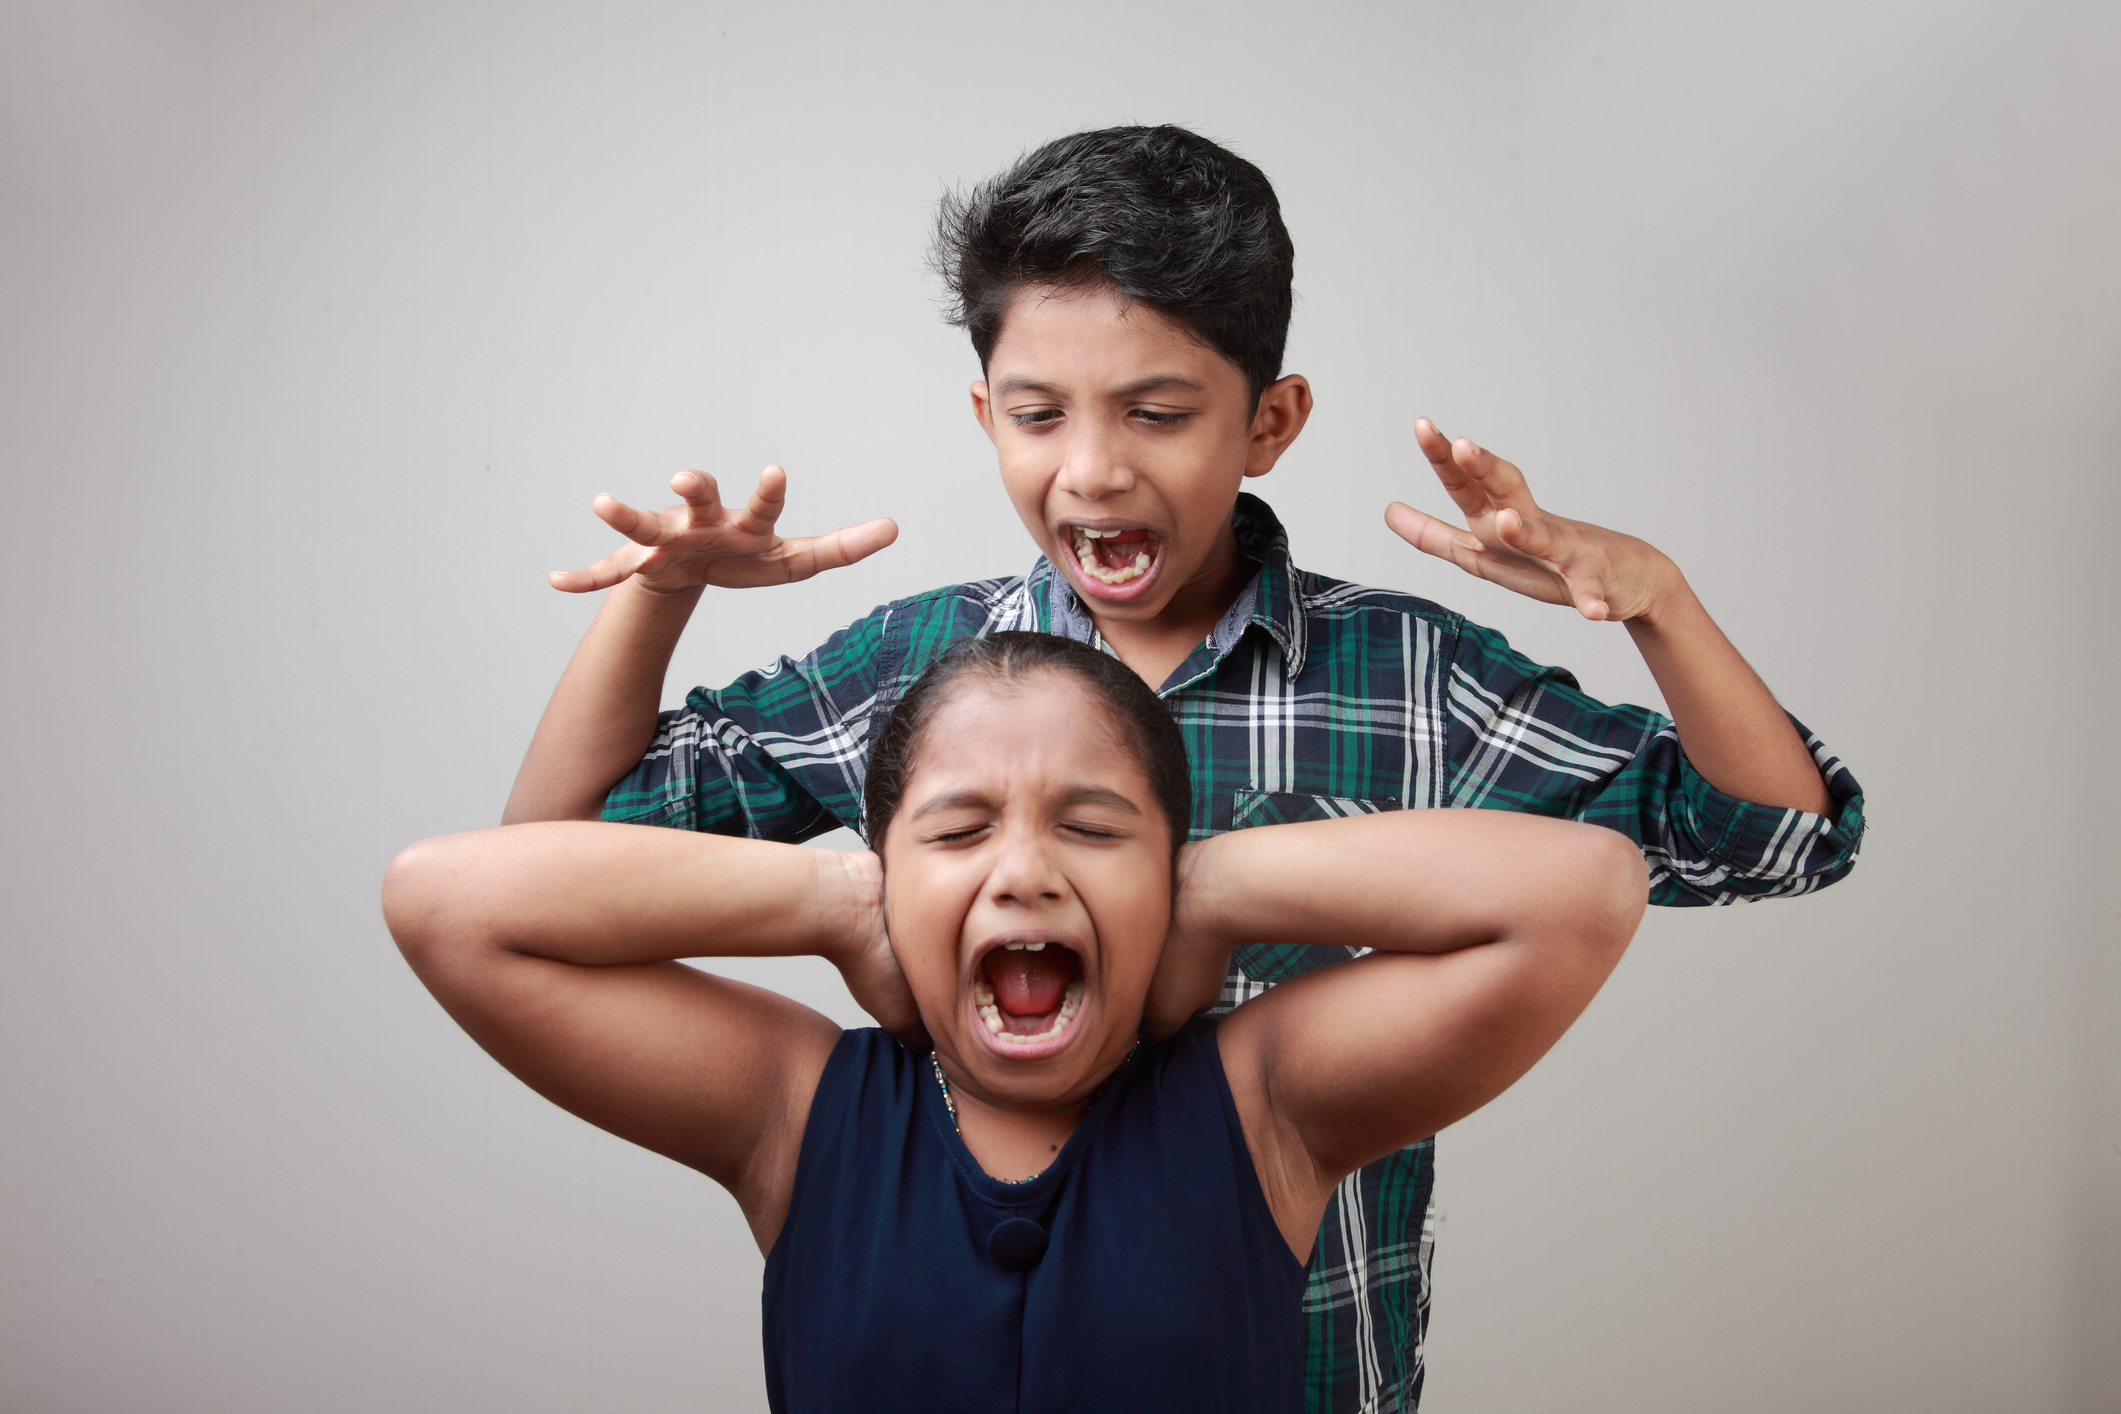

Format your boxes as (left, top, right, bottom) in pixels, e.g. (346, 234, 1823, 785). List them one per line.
(928, 823, 993, 845)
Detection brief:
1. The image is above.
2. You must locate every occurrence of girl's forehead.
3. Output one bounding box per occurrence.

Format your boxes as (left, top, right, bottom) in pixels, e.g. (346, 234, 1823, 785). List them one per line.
(903, 676, 1145, 798)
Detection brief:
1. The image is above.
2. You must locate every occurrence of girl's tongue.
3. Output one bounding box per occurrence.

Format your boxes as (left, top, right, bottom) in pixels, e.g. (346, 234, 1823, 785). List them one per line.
(977, 946, 1082, 1038)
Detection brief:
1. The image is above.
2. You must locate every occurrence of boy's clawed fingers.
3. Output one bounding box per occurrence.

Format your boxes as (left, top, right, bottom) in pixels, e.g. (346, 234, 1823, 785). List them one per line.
(1385, 501, 1486, 567)
(549, 541, 653, 594)
(593, 491, 677, 547)
(734, 465, 789, 535)
(786, 517, 900, 578)
(1397, 420, 1666, 621)
(550, 464, 896, 593)
(671, 468, 725, 523)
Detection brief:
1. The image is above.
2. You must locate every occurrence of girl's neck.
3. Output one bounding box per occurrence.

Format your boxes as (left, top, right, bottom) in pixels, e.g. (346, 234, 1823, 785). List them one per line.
(933, 1042, 1138, 1183)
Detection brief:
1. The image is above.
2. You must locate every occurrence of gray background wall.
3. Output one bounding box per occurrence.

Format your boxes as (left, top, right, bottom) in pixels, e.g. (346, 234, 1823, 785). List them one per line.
(3, 2, 2116, 1410)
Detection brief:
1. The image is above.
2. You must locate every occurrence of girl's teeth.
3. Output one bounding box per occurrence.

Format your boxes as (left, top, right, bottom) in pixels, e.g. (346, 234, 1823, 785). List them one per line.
(970, 975, 1085, 1046)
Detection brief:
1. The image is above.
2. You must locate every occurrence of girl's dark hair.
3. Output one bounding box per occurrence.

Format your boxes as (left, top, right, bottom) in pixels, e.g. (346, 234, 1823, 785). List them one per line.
(932, 125, 1295, 406)
(864, 633, 1192, 854)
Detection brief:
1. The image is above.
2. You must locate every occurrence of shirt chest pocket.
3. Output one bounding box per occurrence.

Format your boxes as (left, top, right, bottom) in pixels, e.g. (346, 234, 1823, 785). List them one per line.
(1223, 789, 1403, 990)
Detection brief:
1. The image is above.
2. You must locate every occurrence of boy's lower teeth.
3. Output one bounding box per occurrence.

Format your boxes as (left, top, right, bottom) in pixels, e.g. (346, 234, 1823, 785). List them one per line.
(1070, 527, 1153, 586)
(973, 976, 1084, 1045)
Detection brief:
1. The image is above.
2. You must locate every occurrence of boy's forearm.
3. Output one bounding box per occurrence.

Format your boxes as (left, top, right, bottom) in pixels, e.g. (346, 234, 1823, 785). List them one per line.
(502, 580, 706, 824)
(385, 822, 878, 970)
(1625, 567, 1832, 816)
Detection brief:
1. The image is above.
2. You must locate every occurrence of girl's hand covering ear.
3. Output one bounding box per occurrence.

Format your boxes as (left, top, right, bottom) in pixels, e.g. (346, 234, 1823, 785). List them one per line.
(1384, 418, 1680, 624)
(549, 465, 898, 595)
(1143, 843, 1236, 1041)
(825, 851, 930, 1052)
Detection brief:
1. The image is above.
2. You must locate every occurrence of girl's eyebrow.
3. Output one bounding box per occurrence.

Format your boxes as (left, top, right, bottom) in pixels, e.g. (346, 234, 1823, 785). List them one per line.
(1055, 786, 1143, 814)
(909, 789, 999, 819)
(908, 786, 1143, 818)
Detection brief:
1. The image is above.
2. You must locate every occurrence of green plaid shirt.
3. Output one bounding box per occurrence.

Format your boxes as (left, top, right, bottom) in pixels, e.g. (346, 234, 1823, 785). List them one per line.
(606, 493, 1866, 1413)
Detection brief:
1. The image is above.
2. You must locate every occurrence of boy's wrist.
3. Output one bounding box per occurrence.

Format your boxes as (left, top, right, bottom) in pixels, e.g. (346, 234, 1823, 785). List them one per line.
(1617, 551, 1693, 632)
(623, 575, 709, 606)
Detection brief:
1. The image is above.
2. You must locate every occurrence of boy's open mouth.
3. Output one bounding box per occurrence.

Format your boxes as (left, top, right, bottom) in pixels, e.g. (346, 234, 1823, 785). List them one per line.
(1066, 524, 1162, 591)
(972, 940, 1085, 1047)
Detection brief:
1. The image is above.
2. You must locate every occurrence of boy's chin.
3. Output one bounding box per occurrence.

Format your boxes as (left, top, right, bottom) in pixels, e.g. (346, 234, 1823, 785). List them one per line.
(1060, 557, 1170, 614)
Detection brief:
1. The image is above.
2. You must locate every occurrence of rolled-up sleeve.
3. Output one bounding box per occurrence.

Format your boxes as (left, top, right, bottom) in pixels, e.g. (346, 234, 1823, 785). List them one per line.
(601, 605, 891, 842)
(1444, 618, 1865, 907)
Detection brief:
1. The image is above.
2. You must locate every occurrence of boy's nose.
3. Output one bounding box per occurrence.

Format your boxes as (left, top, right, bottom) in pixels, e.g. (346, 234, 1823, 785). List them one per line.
(1056, 421, 1136, 500)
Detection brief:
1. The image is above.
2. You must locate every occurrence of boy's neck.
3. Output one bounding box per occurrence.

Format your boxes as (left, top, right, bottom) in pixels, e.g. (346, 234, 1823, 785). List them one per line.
(1089, 523, 1254, 691)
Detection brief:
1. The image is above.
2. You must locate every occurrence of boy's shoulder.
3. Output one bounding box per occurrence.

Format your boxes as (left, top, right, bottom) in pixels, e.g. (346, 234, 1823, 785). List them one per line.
(1286, 564, 1571, 690)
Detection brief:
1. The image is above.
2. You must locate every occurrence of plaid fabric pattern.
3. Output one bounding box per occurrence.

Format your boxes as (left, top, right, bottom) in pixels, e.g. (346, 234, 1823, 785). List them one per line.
(606, 494, 1866, 1413)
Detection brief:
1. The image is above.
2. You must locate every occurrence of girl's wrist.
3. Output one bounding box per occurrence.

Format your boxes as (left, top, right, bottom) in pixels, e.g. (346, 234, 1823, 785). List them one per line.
(816, 849, 888, 963)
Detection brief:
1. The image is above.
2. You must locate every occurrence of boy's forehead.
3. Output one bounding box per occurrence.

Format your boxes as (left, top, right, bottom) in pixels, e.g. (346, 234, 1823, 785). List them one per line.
(987, 286, 1245, 395)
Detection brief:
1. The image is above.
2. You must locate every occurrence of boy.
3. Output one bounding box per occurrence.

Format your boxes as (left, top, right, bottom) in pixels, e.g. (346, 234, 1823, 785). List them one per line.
(503, 126, 1863, 1413)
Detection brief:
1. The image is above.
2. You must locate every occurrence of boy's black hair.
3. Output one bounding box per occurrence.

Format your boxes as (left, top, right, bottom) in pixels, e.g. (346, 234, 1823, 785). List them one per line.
(864, 633, 1192, 856)
(933, 125, 1295, 405)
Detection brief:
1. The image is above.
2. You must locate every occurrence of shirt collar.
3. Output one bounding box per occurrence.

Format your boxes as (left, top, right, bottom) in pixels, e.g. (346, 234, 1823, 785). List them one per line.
(1029, 493, 1307, 680)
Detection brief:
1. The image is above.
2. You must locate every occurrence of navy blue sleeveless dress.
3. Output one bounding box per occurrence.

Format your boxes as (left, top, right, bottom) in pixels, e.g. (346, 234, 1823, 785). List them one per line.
(761, 1019, 1305, 1413)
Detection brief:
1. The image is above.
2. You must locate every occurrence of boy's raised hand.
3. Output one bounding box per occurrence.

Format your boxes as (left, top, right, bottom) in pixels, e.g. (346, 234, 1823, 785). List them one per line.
(549, 465, 898, 595)
(1384, 418, 1675, 622)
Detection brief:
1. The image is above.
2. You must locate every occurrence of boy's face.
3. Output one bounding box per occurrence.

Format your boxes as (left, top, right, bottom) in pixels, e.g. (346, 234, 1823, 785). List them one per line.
(971, 286, 1304, 630)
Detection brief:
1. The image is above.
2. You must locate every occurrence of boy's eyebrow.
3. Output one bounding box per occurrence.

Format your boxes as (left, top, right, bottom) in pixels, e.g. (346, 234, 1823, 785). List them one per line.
(991, 374, 1207, 399)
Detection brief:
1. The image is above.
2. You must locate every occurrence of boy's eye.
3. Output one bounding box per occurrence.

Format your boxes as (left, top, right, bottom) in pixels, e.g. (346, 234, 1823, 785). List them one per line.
(1009, 409, 1062, 428)
(1131, 409, 1190, 427)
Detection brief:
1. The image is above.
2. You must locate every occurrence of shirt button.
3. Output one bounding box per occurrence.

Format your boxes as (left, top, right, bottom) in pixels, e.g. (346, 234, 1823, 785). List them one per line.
(987, 1217, 1048, 1271)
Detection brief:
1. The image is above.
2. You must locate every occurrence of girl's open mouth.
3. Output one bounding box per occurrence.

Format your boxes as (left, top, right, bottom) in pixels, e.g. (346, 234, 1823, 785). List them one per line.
(972, 940, 1085, 1050)
(1065, 525, 1164, 600)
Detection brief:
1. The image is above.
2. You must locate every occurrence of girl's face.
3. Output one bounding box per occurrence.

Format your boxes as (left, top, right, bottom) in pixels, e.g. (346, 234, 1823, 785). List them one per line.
(880, 674, 1172, 1111)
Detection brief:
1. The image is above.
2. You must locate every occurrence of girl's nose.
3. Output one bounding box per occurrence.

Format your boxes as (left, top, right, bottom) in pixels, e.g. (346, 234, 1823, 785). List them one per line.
(986, 824, 1066, 907)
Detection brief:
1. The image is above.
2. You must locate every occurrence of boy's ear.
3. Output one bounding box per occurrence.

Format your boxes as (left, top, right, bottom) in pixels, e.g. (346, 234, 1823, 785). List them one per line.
(1244, 374, 1313, 479)
(969, 381, 999, 445)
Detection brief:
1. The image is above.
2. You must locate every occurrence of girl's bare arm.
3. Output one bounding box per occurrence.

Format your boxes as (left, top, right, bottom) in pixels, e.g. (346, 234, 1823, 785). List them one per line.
(381, 822, 892, 1250)
(1191, 812, 1647, 1259)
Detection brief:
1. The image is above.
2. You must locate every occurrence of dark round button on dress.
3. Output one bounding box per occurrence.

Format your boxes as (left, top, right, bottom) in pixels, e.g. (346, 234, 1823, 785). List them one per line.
(986, 1217, 1048, 1271)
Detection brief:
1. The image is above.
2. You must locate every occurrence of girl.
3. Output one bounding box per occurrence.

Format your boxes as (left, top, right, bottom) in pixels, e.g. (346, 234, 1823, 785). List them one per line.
(383, 633, 1646, 1412)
